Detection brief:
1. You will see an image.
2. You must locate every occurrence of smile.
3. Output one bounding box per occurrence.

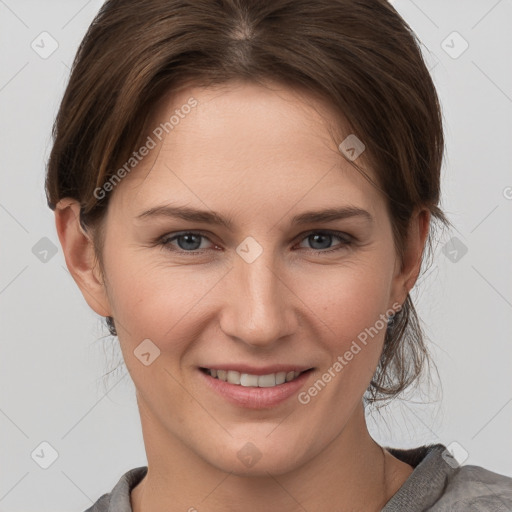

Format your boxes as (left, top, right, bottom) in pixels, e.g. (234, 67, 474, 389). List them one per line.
(200, 368, 308, 387)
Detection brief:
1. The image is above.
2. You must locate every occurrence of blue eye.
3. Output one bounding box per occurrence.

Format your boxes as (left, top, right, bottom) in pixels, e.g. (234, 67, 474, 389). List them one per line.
(158, 230, 353, 255)
(298, 231, 353, 252)
(160, 232, 214, 252)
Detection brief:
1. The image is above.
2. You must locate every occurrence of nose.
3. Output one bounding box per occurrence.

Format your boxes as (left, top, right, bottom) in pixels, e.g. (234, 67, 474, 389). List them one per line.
(218, 246, 297, 348)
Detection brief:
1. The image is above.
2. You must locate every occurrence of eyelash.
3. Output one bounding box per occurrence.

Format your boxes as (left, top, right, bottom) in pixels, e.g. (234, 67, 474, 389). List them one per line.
(157, 230, 354, 256)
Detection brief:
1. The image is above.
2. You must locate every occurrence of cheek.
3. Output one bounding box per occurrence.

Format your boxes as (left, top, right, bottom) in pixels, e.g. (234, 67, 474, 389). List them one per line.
(104, 253, 223, 346)
(104, 260, 219, 403)
(301, 260, 393, 337)
(295, 260, 393, 394)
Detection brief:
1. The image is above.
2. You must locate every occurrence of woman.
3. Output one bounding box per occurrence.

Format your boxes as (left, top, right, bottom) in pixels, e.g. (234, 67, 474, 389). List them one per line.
(45, 0, 512, 510)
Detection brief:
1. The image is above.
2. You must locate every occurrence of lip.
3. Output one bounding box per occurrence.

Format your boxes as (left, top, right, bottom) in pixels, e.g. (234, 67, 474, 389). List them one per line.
(198, 367, 314, 409)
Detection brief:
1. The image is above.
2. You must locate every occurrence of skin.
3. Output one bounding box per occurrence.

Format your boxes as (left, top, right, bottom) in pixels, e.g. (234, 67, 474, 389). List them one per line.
(55, 80, 430, 512)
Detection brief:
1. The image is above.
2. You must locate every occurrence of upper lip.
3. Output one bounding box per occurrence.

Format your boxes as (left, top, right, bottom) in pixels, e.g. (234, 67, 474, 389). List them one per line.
(199, 364, 313, 375)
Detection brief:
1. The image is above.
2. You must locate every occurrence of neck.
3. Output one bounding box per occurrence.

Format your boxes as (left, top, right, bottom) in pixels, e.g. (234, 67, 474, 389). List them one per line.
(131, 402, 413, 512)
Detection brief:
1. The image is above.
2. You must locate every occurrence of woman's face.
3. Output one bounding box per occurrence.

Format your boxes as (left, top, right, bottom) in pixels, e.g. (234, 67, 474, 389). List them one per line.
(74, 80, 422, 476)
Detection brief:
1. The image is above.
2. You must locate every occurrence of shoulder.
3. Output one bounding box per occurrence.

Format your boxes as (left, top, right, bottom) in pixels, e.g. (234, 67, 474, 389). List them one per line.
(431, 464, 512, 511)
(83, 493, 110, 512)
(382, 443, 512, 512)
(83, 466, 148, 512)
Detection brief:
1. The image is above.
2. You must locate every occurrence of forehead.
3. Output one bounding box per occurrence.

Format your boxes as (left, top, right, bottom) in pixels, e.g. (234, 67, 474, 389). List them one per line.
(108, 80, 384, 221)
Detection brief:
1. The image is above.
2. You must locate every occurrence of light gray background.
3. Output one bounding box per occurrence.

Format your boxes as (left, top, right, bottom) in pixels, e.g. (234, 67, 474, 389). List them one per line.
(1, 1, 511, 510)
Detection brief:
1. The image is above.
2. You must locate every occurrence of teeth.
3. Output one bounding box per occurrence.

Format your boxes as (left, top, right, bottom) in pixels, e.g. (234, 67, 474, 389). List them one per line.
(275, 372, 286, 385)
(240, 373, 259, 386)
(258, 373, 276, 387)
(227, 370, 241, 385)
(207, 369, 303, 387)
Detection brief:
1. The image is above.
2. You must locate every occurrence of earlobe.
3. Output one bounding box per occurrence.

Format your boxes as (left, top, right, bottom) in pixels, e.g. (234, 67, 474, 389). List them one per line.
(54, 198, 112, 317)
(392, 208, 431, 306)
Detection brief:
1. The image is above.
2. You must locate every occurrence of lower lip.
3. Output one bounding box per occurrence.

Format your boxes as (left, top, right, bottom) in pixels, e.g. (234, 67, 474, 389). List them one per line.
(198, 368, 314, 409)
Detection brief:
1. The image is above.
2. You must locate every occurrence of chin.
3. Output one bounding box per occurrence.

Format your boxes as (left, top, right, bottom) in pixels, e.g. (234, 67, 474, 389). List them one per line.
(217, 454, 301, 478)
(200, 435, 309, 477)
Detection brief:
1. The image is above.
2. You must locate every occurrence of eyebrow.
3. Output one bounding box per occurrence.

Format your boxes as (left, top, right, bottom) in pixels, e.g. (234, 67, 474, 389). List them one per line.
(135, 204, 373, 229)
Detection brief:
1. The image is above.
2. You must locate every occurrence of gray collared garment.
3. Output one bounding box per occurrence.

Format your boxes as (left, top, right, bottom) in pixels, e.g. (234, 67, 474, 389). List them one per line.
(83, 444, 512, 511)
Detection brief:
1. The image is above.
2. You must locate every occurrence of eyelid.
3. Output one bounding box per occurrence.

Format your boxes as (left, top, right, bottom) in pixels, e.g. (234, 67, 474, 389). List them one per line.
(159, 230, 219, 250)
(297, 229, 353, 244)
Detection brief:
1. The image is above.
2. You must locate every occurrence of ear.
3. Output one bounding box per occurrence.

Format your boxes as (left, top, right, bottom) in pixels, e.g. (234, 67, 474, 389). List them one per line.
(54, 198, 112, 317)
(391, 208, 431, 307)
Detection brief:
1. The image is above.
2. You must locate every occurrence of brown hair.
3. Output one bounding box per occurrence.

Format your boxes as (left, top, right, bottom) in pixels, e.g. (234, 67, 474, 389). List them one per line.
(45, 0, 450, 404)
